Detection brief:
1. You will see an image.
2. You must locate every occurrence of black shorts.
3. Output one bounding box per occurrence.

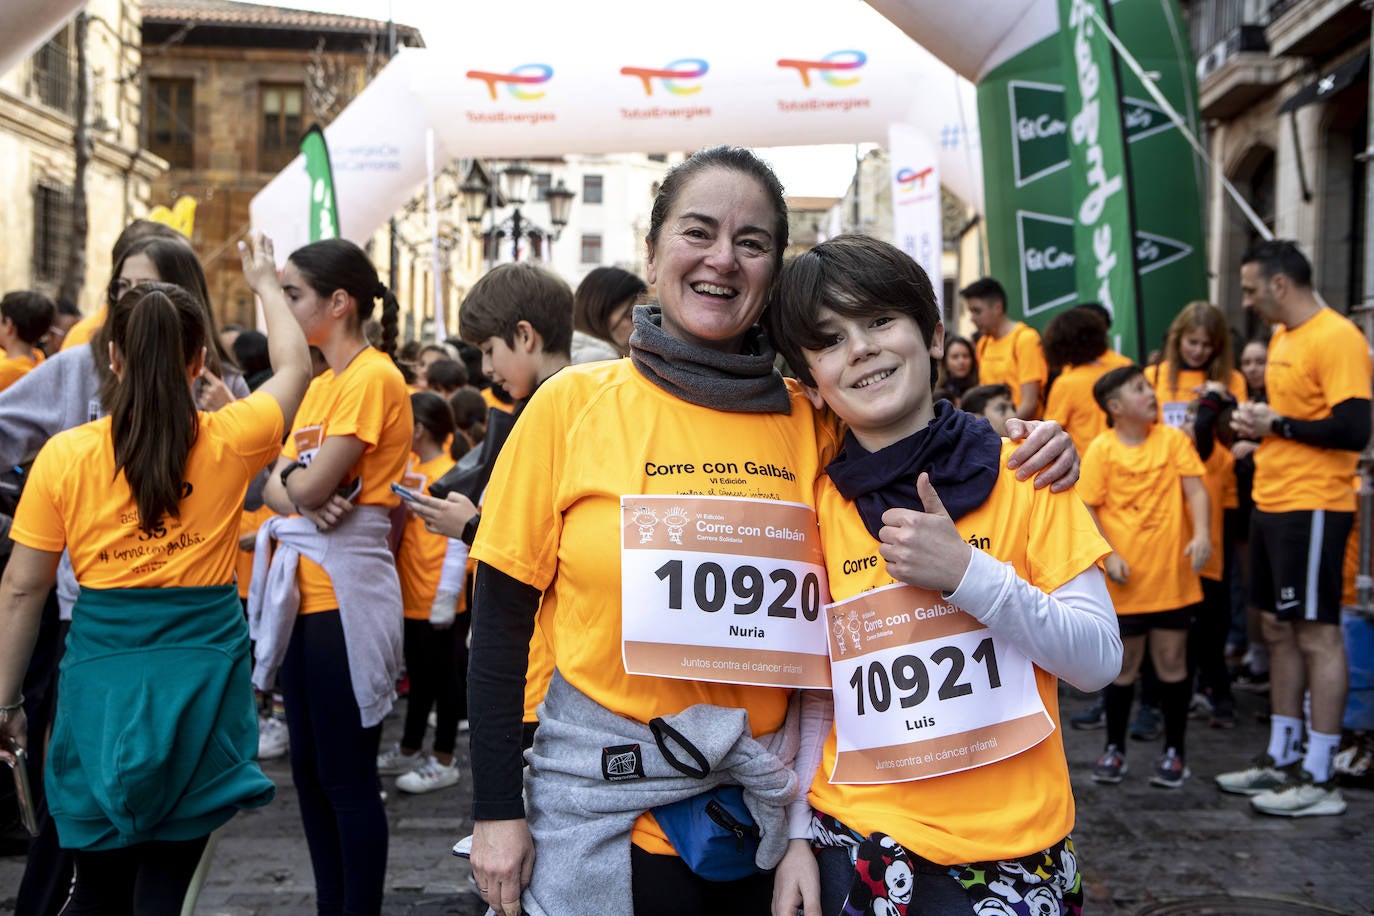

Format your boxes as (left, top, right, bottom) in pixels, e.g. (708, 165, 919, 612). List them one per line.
(1249, 509, 1352, 625)
(1118, 606, 1192, 638)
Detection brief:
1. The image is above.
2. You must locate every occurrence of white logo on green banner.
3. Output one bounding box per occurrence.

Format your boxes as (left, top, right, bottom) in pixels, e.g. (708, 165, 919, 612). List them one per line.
(1017, 211, 1078, 316)
(1009, 81, 1069, 187)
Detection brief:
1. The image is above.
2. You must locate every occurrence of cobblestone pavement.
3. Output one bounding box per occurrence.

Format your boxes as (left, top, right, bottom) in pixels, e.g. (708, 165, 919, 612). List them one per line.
(2, 685, 1369, 914)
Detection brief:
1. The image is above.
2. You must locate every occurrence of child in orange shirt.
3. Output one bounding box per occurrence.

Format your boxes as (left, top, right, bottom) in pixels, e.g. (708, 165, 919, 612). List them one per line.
(1080, 365, 1211, 788)
(0, 291, 55, 393)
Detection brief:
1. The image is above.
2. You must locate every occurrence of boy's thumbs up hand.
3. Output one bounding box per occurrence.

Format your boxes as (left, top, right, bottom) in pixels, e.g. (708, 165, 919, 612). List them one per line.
(878, 473, 972, 595)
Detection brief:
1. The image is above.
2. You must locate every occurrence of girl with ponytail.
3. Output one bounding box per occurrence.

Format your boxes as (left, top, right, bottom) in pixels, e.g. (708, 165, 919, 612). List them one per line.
(0, 233, 311, 914)
(252, 237, 413, 915)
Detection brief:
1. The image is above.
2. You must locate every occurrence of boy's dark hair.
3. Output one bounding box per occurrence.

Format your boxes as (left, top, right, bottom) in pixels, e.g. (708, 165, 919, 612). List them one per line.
(425, 358, 469, 393)
(766, 234, 940, 388)
(1, 291, 57, 346)
(458, 261, 573, 356)
(1241, 238, 1312, 288)
(1092, 364, 1144, 426)
(960, 383, 1013, 417)
(958, 277, 1007, 308)
(57, 297, 82, 318)
(1042, 306, 1108, 368)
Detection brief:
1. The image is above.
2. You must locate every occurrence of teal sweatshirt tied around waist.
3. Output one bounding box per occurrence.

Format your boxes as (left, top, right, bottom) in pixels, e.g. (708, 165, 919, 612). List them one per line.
(48, 584, 274, 851)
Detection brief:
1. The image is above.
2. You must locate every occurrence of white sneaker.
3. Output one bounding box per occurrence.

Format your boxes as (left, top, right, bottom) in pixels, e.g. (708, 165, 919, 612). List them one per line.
(1251, 772, 1347, 817)
(377, 743, 423, 775)
(257, 716, 289, 760)
(396, 755, 461, 794)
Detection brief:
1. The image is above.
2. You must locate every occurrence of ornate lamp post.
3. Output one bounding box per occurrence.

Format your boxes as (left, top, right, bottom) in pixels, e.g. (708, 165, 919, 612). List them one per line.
(462, 162, 576, 263)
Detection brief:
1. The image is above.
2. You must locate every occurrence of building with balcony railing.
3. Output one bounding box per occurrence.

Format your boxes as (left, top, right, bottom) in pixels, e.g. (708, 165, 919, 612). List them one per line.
(1184, 0, 1369, 332)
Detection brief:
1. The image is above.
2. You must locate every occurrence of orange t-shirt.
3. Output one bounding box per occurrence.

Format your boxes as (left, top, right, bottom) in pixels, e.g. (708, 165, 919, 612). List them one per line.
(1043, 359, 1116, 455)
(396, 452, 458, 620)
(809, 441, 1109, 864)
(976, 323, 1047, 416)
(282, 347, 414, 613)
(481, 386, 515, 414)
(471, 359, 837, 855)
(1197, 444, 1238, 582)
(1144, 362, 1246, 431)
(236, 502, 277, 600)
(0, 348, 44, 393)
(1255, 308, 1372, 513)
(11, 391, 283, 586)
(60, 305, 107, 351)
(1079, 423, 1206, 614)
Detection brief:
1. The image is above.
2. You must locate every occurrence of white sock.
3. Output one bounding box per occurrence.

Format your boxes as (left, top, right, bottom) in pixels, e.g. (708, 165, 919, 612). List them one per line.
(1303, 730, 1342, 783)
(1267, 715, 1304, 766)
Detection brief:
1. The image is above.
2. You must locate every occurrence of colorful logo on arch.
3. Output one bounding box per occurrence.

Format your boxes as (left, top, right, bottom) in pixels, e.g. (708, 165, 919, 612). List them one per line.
(896, 166, 934, 193)
(620, 58, 709, 96)
(466, 63, 553, 101)
(776, 50, 867, 88)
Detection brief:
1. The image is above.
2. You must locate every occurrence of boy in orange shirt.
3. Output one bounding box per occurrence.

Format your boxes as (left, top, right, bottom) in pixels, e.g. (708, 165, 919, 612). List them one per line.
(0, 291, 55, 393)
(767, 236, 1119, 915)
(1080, 365, 1211, 788)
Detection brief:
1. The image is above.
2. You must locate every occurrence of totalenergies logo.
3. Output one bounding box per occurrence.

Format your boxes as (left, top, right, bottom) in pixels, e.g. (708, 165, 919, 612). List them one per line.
(895, 166, 934, 193)
(466, 63, 553, 101)
(620, 58, 709, 96)
(776, 50, 867, 88)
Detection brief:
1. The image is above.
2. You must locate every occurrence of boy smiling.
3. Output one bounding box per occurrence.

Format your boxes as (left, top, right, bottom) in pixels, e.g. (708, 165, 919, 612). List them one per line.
(765, 235, 1120, 916)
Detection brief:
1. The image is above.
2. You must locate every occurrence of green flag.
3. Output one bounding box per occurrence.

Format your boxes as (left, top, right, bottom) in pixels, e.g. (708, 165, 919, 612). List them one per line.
(975, 0, 1207, 361)
(300, 125, 339, 242)
(1058, 0, 1136, 345)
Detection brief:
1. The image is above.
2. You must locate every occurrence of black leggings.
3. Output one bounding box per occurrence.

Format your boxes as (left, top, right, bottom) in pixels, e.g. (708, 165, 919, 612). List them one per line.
(64, 836, 209, 916)
(400, 614, 468, 754)
(629, 845, 774, 915)
(278, 610, 387, 916)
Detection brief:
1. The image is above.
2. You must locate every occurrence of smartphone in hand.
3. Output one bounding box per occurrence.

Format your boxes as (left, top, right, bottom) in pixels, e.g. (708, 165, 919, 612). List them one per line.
(390, 481, 425, 504)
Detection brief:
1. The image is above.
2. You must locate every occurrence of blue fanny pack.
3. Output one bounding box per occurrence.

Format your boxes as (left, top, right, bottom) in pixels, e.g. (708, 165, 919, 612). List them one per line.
(652, 785, 762, 882)
(647, 716, 762, 882)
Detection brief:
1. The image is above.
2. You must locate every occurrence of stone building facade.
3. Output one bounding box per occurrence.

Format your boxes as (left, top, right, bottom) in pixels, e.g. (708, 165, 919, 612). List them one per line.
(1190, 0, 1370, 334)
(0, 0, 163, 314)
(140, 0, 425, 330)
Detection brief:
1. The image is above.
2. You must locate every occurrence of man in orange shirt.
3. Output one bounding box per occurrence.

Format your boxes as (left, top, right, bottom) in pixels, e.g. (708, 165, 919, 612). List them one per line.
(1217, 240, 1372, 818)
(961, 277, 1047, 420)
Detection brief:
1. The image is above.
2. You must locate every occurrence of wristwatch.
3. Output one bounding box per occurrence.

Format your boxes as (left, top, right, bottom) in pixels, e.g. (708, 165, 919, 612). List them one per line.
(461, 512, 481, 546)
(279, 460, 305, 487)
(1270, 415, 1295, 439)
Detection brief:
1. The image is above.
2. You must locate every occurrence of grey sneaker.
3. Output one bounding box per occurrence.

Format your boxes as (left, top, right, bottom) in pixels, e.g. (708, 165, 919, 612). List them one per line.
(1091, 744, 1127, 784)
(1215, 754, 1291, 796)
(1251, 772, 1346, 817)
(1149, 747, 1190, 788)
(396, 756, 461, 794)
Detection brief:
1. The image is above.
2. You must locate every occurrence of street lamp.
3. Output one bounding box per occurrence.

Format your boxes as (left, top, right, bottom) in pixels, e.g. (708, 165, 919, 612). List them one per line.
(462, 162, 576, 263)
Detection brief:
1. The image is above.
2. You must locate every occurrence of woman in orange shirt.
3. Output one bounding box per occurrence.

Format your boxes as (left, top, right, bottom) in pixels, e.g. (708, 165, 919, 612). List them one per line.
(380, 391, 468, 795)
(0, 234, 310, 914)
(254, 239, 412, 916)
(1145, 302, 1246, 430)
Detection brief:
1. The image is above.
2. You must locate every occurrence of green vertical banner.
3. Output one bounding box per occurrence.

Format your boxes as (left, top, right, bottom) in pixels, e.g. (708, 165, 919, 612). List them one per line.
(300, 125, 339, 242)
(975, 0, 1206, 361)
(1059, 0, 1136, 345)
